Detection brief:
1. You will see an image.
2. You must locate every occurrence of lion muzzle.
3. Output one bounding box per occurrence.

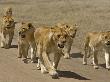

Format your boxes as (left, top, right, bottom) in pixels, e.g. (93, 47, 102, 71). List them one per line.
(21, 35, 26, 38)
(105, 41, 110, 45)
(58, 44, 64, 48)
(6, 26, 11, 29)
(19, 32, 26, 38)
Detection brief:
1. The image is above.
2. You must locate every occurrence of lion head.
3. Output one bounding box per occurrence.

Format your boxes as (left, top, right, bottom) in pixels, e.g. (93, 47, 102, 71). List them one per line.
(57, 23, 78, 38)
(19, 22, 34, 38)
(51, 27, 68, 48)
(2, 16, 15, 29)
(102, 32, 110, 47)
(4, 7, 12, 17)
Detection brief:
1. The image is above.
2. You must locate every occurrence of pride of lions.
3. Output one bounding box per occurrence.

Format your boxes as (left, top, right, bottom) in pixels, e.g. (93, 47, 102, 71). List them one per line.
(0, 7, 110, 79)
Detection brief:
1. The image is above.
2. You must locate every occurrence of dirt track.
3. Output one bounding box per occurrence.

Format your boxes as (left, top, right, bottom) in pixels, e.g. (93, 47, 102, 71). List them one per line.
(0, 0, 110, 82)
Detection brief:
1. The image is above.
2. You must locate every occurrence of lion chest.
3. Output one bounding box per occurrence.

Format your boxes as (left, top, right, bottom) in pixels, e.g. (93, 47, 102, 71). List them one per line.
(42, 39, 59, 53)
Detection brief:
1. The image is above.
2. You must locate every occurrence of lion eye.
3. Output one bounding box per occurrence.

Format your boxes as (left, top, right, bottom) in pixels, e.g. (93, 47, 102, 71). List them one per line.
(57, 34, 61, 38)
(64, 34, 67, 38)
(105, 36, 108, 39)
(22, 28, 25, 31)
(66, 25, 68, 28)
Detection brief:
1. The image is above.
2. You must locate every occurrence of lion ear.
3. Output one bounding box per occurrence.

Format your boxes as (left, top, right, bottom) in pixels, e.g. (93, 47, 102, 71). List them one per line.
(3, 16, 6, 17)
(14, 22, 18, 24)
(3, 16, 7, 19)
(57, 23, 62, 27)
(28, 23, 33, 28)
(21, 22, 25, 25)
(50, 27, 55, 32)
(71, 24, 78, 30)
(74, 24, 78, 28)
(104, 35, 108, 39)
(50, 27, 54, 29)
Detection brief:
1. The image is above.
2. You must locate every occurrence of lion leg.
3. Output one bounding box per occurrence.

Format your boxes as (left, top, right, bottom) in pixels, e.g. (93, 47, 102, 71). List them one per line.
(92, 50, 99, 69)
(8, 31, 14, 48)
(37, 44, 47, 73)
(42, 52, 58, 78)
(63, 45, 71, 59)
(18, 43, 22, 58)
(37, 58, 41, 70)
(39, 59, 48, 74)
(21, 44, 29, 60)
(63, 40, 72, 59)
(30, 42, 36, 63)
(83, 47, 88, 65)
(53, 53, 62, 69)
(0, 33, 6, 48)
(21, 45, 29, 63)
(105, 51, 110, 70)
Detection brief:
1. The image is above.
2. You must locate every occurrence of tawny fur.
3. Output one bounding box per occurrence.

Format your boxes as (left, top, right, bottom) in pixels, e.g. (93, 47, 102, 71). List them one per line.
(57, 23, 78, 59)
(18, 22, 36, 63)
(0, 16, 16, 48)
(4, 7, 12, 17)
(83, 32, 110, 69)
(34, 26, 68, 78)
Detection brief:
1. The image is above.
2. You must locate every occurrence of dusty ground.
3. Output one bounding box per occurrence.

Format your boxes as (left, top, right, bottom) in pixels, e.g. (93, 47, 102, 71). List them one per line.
(0, 0, 110, 82)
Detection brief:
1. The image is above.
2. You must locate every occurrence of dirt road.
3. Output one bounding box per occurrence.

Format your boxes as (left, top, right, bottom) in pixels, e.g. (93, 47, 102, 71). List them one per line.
(0, 40, 110, 82)
(0, 0, 110, 82)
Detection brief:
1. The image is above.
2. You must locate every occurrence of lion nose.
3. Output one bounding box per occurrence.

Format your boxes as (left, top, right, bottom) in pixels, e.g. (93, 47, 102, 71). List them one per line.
(62, 40, 66, 43)
(7, 24, 10, 26)
(108, 41, 110, 43)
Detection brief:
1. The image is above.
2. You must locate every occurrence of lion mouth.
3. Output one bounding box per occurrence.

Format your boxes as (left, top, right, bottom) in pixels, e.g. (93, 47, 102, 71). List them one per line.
(6, 26, 11, 29)
(70, 35, 74, 38)
(21, 35, 26, 38)
(106, 43, 110, 46)
(58, 44, 64, 48)
(105, 41, 110, 46)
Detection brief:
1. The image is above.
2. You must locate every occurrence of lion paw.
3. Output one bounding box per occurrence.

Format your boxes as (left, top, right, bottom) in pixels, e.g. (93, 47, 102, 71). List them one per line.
(106, 66, 110, 70)
(83, 62, 87, 65)
(64, 55, 70, 59)
(94, 65, 99, 69)
(49, 70, 59, 79)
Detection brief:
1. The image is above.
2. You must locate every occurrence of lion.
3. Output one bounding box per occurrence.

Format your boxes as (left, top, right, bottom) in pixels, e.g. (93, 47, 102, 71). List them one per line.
(57, 23, 78, 59)
(18, 22, 36, 63)
(0, 16, 16, 48)
(4, 7, 12, 17)
(83, 31, 110, 70)
(34, 26, 68, 78)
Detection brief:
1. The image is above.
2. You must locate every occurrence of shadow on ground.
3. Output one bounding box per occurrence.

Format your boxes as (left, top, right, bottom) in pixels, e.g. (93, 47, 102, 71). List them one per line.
(10, 45, 18, 48)
(71, 52, 83, 58)
(58, 70, 90, 80)
(100, 63, 106, 68)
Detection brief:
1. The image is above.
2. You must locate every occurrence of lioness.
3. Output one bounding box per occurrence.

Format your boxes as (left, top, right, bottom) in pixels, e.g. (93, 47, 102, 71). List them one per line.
(0, 16, 16, 48)
(83, 32, 110, 70)
(18, 22, 36, 63)
(57, 23, 77, 59)
(34, 26, 68, 78)
(4, 7, 12, 17)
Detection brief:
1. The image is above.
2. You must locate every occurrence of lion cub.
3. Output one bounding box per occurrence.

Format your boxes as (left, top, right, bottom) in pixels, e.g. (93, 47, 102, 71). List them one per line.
(18, 22, 36, 63)
(34, 26, 68, 78)
(57, 23, 77, 59)
(0, 16, 16, 48)
(4, 7, 12, 17)
(83, 32, 110, 70)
